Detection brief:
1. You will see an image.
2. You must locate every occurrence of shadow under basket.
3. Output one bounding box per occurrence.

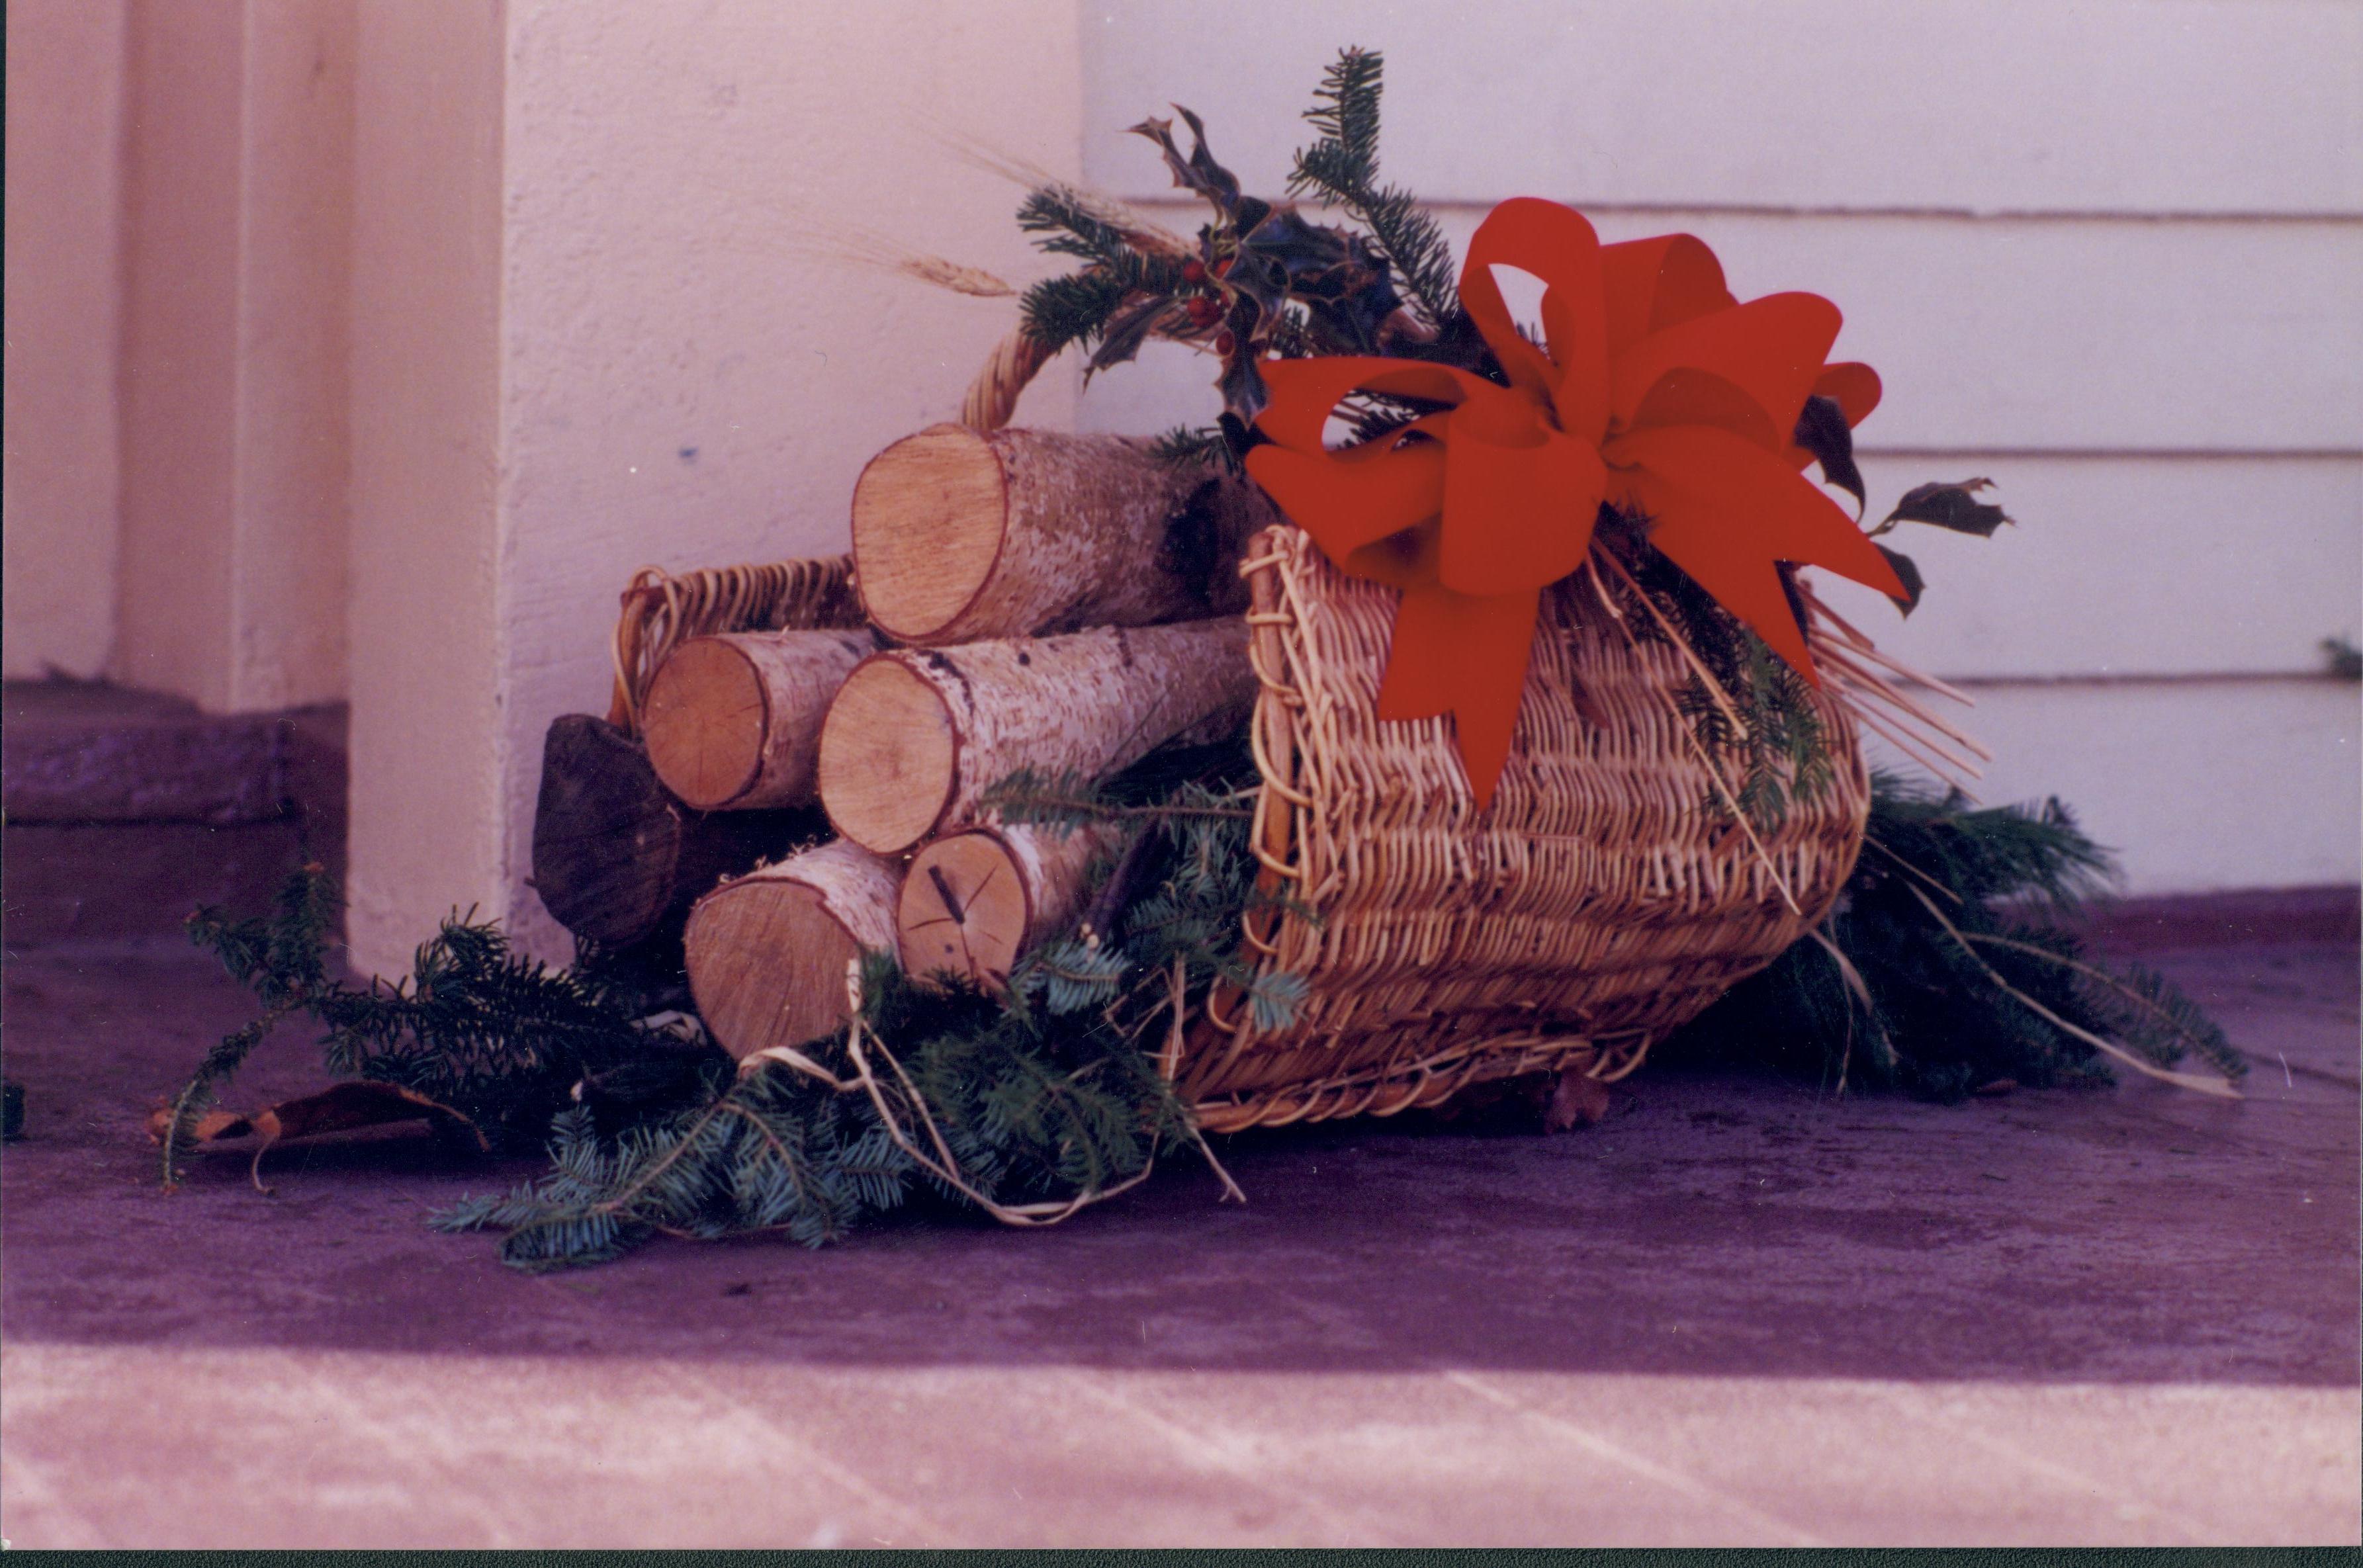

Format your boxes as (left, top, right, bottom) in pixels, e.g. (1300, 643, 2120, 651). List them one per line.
(1181, 524, 1869, 1133)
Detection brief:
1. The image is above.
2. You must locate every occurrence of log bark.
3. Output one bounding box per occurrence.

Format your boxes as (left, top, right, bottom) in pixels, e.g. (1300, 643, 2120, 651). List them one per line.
(529, 714, 821, 951)
(641, 627, 875, 810)
(684, 839, 903, 1060)
(817, 617, 1255, 855)
(850, 424, 1271, 645)
(897, 821, 1121, 988)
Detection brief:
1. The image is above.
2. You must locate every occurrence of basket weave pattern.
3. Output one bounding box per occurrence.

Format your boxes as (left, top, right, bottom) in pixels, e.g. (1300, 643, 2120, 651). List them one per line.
(1182, 525, 1869, 1131)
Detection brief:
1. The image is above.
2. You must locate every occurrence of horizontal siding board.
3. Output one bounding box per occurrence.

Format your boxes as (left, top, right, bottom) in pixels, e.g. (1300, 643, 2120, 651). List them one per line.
(1083, 0, 2363, 216)
(1861, 677, 2361, 894)
(1811, 456, 2362, 680)
(1073, 202, 2363, 453)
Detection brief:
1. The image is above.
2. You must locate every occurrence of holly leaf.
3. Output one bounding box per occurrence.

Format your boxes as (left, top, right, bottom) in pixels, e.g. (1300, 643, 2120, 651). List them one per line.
(1882, 478, 2011, 537)
(1792, 395, 1866, 513)
(1085, 295, 1183, 378)
(1128, 106, 1243, 214)
(1878, 544, 1926, 616)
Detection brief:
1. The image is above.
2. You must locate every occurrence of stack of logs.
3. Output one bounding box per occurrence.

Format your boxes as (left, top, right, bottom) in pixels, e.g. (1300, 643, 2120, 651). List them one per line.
(530, 423, 1273, 1061)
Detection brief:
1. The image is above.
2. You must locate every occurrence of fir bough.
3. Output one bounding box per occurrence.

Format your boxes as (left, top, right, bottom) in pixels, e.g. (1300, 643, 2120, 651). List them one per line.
(163, 865, 724, 1186)
(1287, 47, 1464, 337)
(1664, 772, 2243, 1099)
(439, 742, 1292, 1270)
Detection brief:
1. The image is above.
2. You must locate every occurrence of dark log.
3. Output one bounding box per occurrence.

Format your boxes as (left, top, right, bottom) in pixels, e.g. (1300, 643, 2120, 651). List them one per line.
(529, 714, 821, 951)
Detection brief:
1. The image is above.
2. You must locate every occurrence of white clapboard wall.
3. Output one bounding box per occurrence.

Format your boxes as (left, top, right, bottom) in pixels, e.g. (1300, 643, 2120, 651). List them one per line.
(1074, 0, 2362, 893)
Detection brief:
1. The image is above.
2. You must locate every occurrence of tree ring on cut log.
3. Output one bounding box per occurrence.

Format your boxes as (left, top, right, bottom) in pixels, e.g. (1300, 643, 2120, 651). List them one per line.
(686, 881, 868, 1059)
(897, 828, 1036, 988)
(818, 657, 959, 853)
(642, 638, 768, 810)
(685, 840, 901, 1058)
(850, 424, 1007, 643)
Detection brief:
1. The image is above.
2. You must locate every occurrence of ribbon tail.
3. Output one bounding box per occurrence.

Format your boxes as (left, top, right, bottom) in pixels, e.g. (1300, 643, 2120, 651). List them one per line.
(1638, 488, 1822, 681)
(1377, 583, 1542, 810)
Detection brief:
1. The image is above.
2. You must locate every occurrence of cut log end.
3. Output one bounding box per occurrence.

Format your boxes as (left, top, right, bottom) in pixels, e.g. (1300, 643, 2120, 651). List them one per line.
(818, 658, 958, 853)
(897, 829, 1034, 988)
(642, 637, 766, 810)
(850, 423, 1006, 643)
(684, 879, 866, 1060)
(684, 841, 901, 1059)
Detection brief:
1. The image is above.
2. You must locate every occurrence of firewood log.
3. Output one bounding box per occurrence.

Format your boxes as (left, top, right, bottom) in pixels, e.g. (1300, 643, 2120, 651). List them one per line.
(850, 424, 1270, 645)
(897, 820, 1122, 988)
(529, 715, 819, 951)
(684, 839, 903, 1060)
(641, 627, 875, 810)
(817, 617, 1254, 855)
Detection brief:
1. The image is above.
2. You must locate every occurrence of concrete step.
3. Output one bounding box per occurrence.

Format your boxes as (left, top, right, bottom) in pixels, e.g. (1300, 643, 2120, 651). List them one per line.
(3, 680, 345, 947)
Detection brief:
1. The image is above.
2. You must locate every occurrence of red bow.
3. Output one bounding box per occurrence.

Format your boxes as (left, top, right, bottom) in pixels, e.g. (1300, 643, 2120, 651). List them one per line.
(1244, 197, 1906, 807)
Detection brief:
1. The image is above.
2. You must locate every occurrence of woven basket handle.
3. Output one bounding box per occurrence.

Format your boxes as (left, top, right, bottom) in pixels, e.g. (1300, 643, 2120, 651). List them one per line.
(605, 556, 861, 735)
(959, 328, 1056, 434)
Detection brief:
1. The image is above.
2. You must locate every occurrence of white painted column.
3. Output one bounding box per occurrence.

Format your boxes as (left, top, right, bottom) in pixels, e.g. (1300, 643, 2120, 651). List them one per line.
(345, 0, 1083, 975)
(345, 0, 508, 973)
(110, 0, 355, 714)
(2, 0, 129, 683)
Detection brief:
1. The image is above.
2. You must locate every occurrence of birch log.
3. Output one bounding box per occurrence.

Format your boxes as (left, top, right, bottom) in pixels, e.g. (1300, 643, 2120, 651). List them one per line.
(817, 617, 1255, 855)
(529, 715, 819, 951)
(641, 627, 875, 810)
(684, 839, 903, 1060)
(897, 821, 1122, 988)
(850, 424, 1271, 644)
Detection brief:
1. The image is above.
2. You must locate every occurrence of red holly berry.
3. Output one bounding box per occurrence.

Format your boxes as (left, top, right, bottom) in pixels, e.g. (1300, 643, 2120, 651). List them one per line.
(1184, 296, 1223, 328)
(1181, 259, 1206, 285)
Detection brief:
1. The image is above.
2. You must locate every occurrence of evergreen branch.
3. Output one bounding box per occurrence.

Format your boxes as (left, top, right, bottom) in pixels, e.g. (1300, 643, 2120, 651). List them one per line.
(1286, 50, 1460, 333)
(1151, 424, 1232, 470)
(428, 742, 1287, 1269)
(1298, 46, 1384, 185)
(1898, 880, 2240, 1099)
(1017, 185, 1137, 265)
(1016, 247, 1192, 361)
(1963, 934, 2244, 1079)
(1665, 771, 2241, 1101)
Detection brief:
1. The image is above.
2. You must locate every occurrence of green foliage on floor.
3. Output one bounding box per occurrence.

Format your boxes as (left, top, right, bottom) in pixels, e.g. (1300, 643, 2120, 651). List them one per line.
(431, 951, 1199, 1269)
(433, 753, 1278, 1269)
(163, 865, 723, 1186)
(173, 745, 1290, 1269)
(1662, 772, 2244, 1100)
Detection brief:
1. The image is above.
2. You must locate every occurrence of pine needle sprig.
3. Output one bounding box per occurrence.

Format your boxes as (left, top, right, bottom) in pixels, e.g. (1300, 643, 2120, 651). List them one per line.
(1152, 424, 1232, 469)
(1666, 772, 2241, 1099)
(1287, 48, 1462, 334)
(1016, 184, 1141, 265)
(165, 864, 725, 1187)
(435, 743, 1277, 1270)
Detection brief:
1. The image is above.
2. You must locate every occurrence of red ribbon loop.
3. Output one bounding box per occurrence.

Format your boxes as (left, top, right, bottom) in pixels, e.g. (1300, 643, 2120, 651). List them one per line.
(1245, 198, 1906, 808)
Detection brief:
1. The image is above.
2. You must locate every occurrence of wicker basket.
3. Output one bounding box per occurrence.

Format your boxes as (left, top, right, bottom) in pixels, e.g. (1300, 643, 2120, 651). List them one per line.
(1180, 524, 1869, 1132)
(607, 525, 1867, 1134)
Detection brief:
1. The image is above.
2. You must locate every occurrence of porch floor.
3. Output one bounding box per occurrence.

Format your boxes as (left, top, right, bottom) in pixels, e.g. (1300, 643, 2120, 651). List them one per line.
(3, 926, 2356, 1547)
